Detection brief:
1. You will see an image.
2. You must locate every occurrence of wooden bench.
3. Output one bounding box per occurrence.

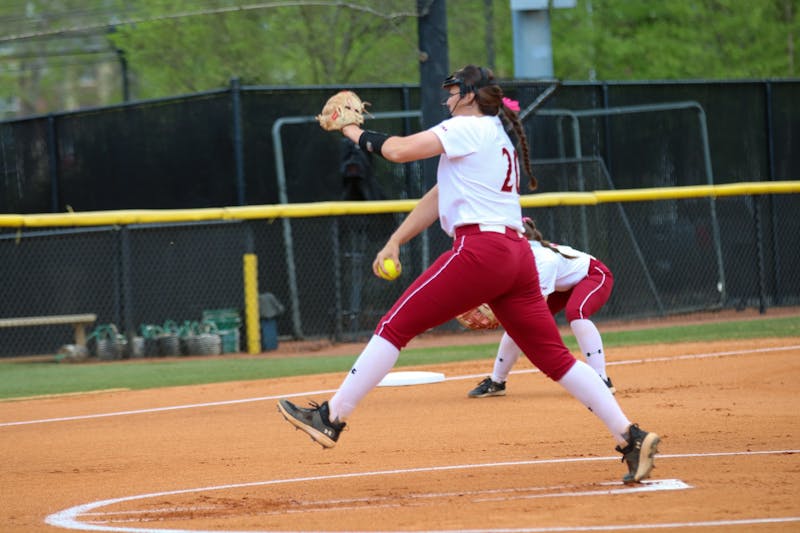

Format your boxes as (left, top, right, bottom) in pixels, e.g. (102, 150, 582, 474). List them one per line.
(0, 314, 98, 347)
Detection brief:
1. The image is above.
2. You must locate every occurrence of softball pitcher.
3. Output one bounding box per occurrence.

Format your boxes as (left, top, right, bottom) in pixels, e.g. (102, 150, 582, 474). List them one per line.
(278, 65, 660, 485)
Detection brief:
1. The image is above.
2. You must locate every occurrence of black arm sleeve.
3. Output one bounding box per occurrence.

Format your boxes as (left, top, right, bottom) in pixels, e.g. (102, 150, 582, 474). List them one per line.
(358, 130, 390, 157)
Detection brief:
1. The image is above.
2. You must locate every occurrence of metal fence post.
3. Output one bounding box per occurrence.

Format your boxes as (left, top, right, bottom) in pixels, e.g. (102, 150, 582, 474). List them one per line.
(764, 80, 781, 305)
(120, 226, 136, 345)
(694, 104, 727, 306)
(754, 196, 767, 313)
(231, 77, 246, 206)
(47, 115, 59, 213)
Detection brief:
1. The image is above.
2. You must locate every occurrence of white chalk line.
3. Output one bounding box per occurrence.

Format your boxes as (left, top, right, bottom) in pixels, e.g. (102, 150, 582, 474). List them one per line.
(59, 517, 800, 533)
(0, 388, 336, 427)
(455, 342, 800, 382)
(84, 480, 692, 523)
(45, 449, 799, 532)
(4, 343, 799, 428)
(27, 341, 800, 532)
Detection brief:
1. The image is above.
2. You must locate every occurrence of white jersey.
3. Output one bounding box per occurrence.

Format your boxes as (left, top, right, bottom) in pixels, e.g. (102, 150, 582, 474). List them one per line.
(430, 115, 523, 237)
(530, 240, 592, 296)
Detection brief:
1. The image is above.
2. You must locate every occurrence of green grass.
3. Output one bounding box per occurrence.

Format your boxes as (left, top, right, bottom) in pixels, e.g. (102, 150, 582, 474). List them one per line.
(1, 315, 797, 400)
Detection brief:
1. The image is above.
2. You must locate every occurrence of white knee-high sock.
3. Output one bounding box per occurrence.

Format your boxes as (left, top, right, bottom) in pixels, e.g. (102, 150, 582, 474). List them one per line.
(329, 335, 399, 422)
(557, 360, 630, 445)
(492, 332, 522, 383)
(570, 319, 607, 380)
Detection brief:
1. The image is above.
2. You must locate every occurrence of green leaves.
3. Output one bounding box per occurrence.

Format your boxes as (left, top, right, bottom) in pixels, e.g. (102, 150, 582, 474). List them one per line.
(1, 1, 797, 115)
(551, 0, 800, 80)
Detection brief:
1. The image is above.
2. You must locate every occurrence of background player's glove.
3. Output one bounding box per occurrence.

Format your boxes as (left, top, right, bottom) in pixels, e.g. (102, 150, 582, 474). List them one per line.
(456, 304, 500, 330)
(316, 90, 370, 131)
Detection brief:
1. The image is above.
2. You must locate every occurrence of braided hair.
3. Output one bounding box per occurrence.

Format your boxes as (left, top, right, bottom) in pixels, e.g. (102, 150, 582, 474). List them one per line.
(522, 217, 578, 260)
(442, 65, 537, 191)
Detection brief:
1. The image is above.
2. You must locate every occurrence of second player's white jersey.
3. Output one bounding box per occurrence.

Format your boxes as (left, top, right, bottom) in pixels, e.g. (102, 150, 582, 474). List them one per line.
(530, 240, 592, 295)
(430, 115, 523, 237)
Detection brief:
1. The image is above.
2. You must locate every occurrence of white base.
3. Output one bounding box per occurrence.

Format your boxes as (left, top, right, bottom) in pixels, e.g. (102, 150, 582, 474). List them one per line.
(377, 371, 446, 387)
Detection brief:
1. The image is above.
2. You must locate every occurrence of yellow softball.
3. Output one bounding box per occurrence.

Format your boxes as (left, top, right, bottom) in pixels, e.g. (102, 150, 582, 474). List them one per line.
(378, 258, 401, 281)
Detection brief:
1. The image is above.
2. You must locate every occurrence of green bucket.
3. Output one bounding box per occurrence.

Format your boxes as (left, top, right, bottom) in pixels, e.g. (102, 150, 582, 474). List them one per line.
(218, 328, 240, 354)
(202, 308, 241, 330)
(202, 309, 241, 354)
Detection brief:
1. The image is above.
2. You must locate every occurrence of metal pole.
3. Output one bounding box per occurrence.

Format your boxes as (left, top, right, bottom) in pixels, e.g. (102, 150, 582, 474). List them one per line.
(754, 196, 767, 314)
(332, 220, 343, 341)
(764, 81, 781, 306)
(231, 77, 246, 206)
(570, 114, 590, 252)
(271, 116, 309, 339)
(117, 49, 130, 102)
(120, 226, 135, 347)
(46, 115, 59, 212)
(694, 105, 727, 306)
(601, 82, 613, 177)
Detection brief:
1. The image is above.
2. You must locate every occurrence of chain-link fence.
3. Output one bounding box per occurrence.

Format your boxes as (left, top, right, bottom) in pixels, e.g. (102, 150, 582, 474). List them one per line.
(1, 78, 799, 358)
(1, 181, 798, 358)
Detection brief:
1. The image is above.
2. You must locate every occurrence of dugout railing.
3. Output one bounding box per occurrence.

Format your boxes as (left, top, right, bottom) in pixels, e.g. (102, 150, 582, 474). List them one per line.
(0, 181, 798, 359)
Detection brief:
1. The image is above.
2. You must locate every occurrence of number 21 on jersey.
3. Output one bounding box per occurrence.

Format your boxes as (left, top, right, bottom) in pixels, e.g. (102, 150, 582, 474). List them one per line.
(501, 147, 520, 193)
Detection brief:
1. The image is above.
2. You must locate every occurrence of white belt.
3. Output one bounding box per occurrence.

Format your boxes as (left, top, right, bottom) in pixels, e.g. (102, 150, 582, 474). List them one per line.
(478, 224, 507, 234)
(478, 224, 523, 237)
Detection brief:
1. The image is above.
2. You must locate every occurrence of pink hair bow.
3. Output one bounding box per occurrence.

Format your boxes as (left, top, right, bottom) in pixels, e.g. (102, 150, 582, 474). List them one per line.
(502, 97, 520, 112)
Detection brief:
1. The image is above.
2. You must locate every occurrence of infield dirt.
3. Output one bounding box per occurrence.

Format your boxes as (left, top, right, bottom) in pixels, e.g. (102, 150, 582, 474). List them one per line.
(2, 309, 799, 531)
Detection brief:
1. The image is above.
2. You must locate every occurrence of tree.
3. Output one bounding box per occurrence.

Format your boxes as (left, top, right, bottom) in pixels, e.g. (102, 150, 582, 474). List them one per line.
(0, 0, 798, 118)
(106, 1, 427, 95)
(0, 0, 129, 115)
(550, 0, 800, 80)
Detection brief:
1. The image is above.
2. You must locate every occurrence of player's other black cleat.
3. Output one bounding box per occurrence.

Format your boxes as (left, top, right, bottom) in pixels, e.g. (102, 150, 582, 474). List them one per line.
(616, 423, 660, 484)
(277, 399, 345, 448)
(467, 377, 506, 398)
(603, 377, 616, 395)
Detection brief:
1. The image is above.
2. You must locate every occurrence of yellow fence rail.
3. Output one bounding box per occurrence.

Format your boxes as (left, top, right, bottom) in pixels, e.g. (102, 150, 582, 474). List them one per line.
(1, 181, 798, 228)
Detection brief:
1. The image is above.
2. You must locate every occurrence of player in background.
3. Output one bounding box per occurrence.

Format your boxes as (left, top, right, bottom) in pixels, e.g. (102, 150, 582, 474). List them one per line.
(469, 216, 616, 398)
(278, 65, 659, 484)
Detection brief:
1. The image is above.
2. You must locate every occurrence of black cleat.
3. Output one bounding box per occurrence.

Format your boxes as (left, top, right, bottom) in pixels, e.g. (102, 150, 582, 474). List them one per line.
(277, 399, 345, 448)
(467, 377, 506, 398)
(616, 423, 660, 484)
(604, 377, 616, 395)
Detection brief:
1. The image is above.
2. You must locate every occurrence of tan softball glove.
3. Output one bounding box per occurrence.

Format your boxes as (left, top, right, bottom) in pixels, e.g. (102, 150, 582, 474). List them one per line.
(456, 304, 500, 330)
(316, 90, 370, 131)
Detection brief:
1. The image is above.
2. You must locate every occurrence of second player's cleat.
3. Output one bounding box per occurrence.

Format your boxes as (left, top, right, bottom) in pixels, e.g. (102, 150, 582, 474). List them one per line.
(604, 377, 616, 395)
(616, 423, 660, 484)
(277, 399, 345, 448)
(467, 377, 506, 398)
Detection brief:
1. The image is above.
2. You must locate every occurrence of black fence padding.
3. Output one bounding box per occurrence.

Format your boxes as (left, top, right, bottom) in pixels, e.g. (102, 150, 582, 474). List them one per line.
(240, 87, 423, 207)
(0, 118, 54, 213)
(57, 93, 238, 211)
(1, 81, 798, 213)
(772, 83, 800, 180)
